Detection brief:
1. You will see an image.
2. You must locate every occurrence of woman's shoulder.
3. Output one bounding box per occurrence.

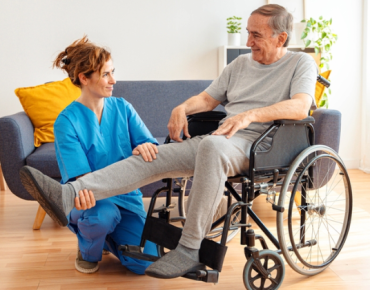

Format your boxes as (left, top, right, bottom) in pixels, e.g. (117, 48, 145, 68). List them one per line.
(55, 102, 80, 127)
(107, 96, 133, 111)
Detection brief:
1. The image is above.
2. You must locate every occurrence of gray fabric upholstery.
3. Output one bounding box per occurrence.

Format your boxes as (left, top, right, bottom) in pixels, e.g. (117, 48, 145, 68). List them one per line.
(0, 112, 36, 200)
(26, 143, 60, 178)
(311, 109, 342, 189)
(312, 108, 341, 152)
(114, 81, 215, 137)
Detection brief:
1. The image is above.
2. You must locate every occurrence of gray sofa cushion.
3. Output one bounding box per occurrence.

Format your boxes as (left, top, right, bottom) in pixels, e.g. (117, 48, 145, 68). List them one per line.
(114, 80, 214, 137)
(26, 143, 61, 178)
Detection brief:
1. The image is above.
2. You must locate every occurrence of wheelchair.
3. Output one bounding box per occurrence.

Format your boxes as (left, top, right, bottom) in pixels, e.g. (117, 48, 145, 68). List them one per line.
(119, 76, 352, 290)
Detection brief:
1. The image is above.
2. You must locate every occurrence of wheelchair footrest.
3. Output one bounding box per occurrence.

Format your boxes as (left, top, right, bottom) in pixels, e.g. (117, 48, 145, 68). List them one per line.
(142, 216, 228, 272)
(183, 269, 219, 283)
(118, 245, 159, 262)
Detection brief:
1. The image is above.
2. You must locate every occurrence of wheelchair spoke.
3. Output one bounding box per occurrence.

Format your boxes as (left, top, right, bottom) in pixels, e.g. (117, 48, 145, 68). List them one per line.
(268, 264, 281, 272)
(259, 278, 266, 289)
(322, 216, 337, 250)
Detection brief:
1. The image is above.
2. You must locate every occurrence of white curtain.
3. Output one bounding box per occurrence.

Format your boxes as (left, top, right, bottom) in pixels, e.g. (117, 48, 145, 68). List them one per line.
(360, 0, 370, 173)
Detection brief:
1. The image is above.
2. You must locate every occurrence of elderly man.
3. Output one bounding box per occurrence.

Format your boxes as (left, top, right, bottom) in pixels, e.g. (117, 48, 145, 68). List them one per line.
(20, 4, 317, 279)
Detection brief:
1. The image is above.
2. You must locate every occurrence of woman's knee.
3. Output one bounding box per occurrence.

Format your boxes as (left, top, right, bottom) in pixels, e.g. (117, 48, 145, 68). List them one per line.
(78, 200, 121, 234)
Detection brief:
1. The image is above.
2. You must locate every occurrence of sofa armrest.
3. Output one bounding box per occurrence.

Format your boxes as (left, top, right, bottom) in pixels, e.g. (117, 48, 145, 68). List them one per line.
(0, 112, 36, 200)
(312, 109, 341, 152)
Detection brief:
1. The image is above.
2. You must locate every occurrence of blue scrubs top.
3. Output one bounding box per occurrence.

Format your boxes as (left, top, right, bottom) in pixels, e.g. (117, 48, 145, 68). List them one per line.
(54, 97, 158, 217)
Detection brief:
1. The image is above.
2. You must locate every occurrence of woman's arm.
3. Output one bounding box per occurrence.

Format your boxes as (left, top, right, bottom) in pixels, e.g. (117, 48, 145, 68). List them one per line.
(54, 115, 95, 210)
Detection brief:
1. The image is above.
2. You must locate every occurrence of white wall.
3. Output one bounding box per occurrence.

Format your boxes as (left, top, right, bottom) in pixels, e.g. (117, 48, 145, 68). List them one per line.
(0, 0, 363, 168)
(304, 0, 363, 168)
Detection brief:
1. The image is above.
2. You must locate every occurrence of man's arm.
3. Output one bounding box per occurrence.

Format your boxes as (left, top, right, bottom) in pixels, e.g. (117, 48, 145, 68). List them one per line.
(213, 93, 312, 139)
(168, 91, 221, 141)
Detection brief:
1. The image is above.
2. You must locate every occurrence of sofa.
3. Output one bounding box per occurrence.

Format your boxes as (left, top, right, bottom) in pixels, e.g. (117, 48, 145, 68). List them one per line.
(0, 80, 341, 228)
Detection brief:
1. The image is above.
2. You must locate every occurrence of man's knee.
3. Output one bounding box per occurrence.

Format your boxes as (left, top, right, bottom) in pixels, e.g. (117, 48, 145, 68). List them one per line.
(197, 135, 229, 158)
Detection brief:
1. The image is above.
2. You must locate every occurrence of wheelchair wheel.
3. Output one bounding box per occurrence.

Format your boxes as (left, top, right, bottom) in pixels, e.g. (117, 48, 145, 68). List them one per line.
(277, 145, 352, 276)
(243, 250, 285, 290)
(177, 177, 241, 243)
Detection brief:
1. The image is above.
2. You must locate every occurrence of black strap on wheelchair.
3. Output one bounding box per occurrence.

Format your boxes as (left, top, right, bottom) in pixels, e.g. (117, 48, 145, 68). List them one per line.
(142, 216, 228, 272)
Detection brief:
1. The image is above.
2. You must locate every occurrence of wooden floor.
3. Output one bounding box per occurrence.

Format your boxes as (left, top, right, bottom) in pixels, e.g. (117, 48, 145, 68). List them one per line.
(0, 169, 369, 290)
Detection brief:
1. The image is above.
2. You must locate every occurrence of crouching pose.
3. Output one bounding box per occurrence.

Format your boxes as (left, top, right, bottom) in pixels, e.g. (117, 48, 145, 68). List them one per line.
(50, 37, 158, 274)
(20, 4, 317, 279)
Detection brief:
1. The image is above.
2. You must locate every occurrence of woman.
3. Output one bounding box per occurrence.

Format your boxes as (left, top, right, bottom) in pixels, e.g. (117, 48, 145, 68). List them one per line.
(53, 36, 158, 274)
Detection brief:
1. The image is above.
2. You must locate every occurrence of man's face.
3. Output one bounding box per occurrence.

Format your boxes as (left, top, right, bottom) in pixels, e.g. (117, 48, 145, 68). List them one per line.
(246, 14, 283, 65)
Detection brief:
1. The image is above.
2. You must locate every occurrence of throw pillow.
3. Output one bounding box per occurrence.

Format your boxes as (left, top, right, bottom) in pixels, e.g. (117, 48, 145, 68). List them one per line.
(315, 70, 331, 106)
(15, 78, 81, 147)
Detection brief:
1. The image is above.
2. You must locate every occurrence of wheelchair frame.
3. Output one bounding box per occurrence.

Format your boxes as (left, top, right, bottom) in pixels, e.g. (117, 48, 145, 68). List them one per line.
(120, 86, 352, 290)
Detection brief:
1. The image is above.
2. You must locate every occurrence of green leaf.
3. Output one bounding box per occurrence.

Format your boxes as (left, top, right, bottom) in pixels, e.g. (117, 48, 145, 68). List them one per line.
(322, 32, 327, 38)
(305, 40, 311, 47)
(301, 19, 306, 23)
(319, 100, 326, 108)
(325, 44, 330, 52)
(330, 18, 332, 25)
(315, 47, 320, 55)
(312, 27, 316, 33)
(329, 88, 332, 94)
(319, 16, 323, 20)
(319, 63, 324, 68)
(301, 32, 308, 39)
(307, 21, 312, 27)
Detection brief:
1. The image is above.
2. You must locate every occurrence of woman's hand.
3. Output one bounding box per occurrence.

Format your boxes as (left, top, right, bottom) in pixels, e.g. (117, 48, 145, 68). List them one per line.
(132, 142, 158, 162)
(75, 189, 96, 210)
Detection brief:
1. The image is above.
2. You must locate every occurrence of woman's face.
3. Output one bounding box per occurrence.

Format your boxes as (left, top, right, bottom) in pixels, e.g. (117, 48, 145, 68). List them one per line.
(85, 59, 116, 98)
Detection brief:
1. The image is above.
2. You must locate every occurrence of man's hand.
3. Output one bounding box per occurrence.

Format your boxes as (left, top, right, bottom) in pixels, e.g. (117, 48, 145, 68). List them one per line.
(212, 112, 252, 139)
(167, 106, 191, 142)
(132, 142, 158, 162)
(75, 189, 96, 210)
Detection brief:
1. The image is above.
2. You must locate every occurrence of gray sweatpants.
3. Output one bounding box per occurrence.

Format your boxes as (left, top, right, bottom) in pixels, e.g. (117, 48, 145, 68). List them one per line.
(71, 131, 269, 249)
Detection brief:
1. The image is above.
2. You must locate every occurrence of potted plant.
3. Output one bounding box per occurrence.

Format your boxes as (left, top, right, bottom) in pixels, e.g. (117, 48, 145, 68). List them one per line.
(301, 17, 338, 108)
(227, 16, 242, 46)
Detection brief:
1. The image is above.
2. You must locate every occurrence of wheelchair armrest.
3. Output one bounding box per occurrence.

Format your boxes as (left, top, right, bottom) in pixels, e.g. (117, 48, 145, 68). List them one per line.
(274, 116, 315, 125)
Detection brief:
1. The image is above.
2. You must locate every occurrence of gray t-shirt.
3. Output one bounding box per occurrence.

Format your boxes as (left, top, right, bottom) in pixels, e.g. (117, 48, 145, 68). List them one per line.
(205, 51, 317, 139)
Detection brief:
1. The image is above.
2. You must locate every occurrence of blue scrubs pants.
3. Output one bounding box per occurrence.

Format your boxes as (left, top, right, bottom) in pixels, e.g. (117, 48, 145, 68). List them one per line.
(68, 199, 158, 275)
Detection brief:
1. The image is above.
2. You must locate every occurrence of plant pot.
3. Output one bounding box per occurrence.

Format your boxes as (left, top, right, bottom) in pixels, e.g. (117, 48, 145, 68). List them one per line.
(228, 33, 241, 46)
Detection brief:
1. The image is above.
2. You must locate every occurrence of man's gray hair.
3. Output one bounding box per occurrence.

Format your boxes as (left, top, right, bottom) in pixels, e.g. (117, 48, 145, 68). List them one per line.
(251, 4, 293, 47)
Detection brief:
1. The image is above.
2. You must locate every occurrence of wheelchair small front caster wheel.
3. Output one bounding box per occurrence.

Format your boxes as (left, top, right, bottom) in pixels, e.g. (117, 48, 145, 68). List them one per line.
(243, 250, 285, 290)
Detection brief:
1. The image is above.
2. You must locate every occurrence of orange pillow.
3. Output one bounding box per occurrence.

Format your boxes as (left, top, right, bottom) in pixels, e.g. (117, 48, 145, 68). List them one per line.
(15, 78, 81, 147)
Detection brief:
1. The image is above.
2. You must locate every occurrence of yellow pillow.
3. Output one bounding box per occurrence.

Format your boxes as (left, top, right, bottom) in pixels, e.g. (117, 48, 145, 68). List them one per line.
(15, 78, 81, 147)
(315, 70, 331, 106)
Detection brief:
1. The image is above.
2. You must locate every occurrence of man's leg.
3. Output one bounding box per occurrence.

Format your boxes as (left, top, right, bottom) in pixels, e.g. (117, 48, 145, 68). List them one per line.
(145, 133, 256, 278)
(19, 136, 204, 226)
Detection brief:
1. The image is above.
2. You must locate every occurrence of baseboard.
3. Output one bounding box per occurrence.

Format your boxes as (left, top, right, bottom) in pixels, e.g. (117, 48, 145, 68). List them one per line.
(342, 158, 360, 169)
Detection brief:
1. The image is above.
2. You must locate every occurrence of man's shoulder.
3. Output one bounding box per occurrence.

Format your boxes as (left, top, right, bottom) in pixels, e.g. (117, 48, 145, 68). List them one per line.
(286, 51, 315, 65)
